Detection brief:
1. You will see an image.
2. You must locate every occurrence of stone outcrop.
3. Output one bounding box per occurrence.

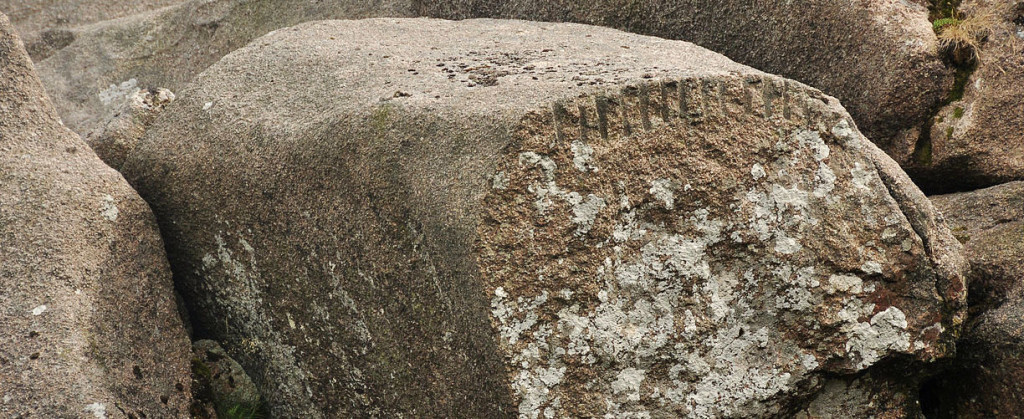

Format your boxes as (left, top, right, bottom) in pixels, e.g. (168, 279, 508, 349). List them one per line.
(910, 0, 1024, 193)
(926, 181, 1024, 416)
(0, 13, 192, 417)
(32, 0, 952, 169)
(122, 18, 967, 417)
(87, 82, 175, 169)
(33, 0, 415, 139)
(0, 0, 186, 60)
(417, 0, 953, 162)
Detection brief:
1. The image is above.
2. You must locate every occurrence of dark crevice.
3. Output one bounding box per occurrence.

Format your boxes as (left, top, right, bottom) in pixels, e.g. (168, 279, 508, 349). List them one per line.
(909, 1, 985, 195)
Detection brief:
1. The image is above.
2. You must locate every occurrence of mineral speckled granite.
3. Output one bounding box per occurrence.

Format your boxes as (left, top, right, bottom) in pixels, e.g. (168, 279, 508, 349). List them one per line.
(927, 181, 1024, 417)
(34, 0, 952, 177)
(0, 12, 192, 418)
(122, 18, 968, 417)
(420, 0, 953, 163)
(910, 0, 1024, 192)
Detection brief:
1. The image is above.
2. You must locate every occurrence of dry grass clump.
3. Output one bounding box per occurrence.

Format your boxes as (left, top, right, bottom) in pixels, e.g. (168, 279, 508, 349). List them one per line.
(934, 9, 998, 63)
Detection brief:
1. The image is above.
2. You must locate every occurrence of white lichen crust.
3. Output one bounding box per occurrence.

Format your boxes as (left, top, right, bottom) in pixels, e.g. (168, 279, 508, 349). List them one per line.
(478, 76, 958, 418)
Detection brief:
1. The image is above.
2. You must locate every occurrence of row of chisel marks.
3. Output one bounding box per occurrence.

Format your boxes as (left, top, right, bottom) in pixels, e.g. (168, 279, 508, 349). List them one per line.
(549, 75, 839, 144)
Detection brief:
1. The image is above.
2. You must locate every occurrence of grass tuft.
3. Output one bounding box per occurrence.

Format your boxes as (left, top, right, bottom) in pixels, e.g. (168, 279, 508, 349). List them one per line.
(935, 9, 997, 64)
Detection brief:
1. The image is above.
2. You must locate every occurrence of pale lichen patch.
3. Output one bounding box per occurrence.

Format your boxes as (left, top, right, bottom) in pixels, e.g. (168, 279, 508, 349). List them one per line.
(479, 83, 956, 417)
(100, 195, 119, 222)
(84, 402, 107, 419)
(844, 307, 910, 369)
(751, 164, 766, 180)
(571, 140, 595, 172)
(648, 179, 677, 210)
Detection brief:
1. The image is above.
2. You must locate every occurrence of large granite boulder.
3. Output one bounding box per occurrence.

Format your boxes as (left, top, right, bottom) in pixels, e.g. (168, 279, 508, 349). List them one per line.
(0, 0, 186, 60)
(0, 13, 192, 417)
(910, 0, 1024, 192)
(926, 181, 1024, 416)
(122, 18, 967, 417)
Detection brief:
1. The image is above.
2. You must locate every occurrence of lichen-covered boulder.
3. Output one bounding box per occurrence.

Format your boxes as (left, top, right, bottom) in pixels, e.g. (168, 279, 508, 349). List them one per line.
(0, 0, 186, 60)
(926, 181, 1024, 416)
(909, 0, 1024, 193)
(0, 13, 192, 417)
(418, 0, 953, 164)
(123, 18, 967, 417)
(33, 0, 415, 139)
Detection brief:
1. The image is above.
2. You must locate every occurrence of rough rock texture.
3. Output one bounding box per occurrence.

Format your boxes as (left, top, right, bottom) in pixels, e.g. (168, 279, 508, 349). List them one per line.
(191, 340, 261, 416)
(926, 181, 1024, 417)
(33, 0, 415, 139)
(0, 13, 191, 418)
(417, 0, 953, 161)
(795, 365, 926, 418)
(910, 0, 1024, 193)
(0, 0, 186, 60)
(122, 18, 968, 417)
(87, 82, 175, 169)
(33, 0, 953, 164)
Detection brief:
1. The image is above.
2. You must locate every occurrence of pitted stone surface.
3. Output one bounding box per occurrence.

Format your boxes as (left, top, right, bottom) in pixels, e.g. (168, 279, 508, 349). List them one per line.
(0, 13, 191, 417)
(122, 18, 967, 417)
(34, 0, 950, 166)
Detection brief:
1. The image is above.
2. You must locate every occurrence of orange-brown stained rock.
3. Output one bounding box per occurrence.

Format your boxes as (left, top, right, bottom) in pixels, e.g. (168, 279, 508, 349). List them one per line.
(122, 18, 967, 417)
(0, 12, 191, 418)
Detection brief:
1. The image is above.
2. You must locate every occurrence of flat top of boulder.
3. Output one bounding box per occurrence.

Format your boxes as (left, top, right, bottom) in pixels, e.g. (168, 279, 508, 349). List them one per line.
(167, 17, 753, 125)
(417, 0, 951, 157)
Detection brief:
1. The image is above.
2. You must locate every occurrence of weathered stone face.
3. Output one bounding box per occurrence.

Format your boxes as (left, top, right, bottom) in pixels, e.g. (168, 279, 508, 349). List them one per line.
(0, 13, 192, 417)
(926, 181, 1024, 417)
(479, 77, 962, 417)
(122, 18, 966, 417)
(909, 0, 1024, 193)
